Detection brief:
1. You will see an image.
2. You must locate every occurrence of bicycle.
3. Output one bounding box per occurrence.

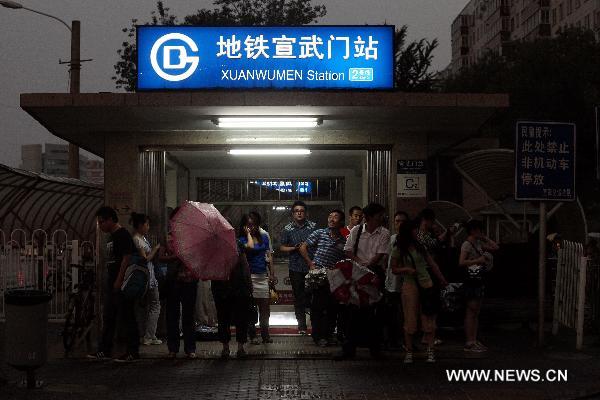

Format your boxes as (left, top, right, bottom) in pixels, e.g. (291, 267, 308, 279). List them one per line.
(62, 263, 96, 354)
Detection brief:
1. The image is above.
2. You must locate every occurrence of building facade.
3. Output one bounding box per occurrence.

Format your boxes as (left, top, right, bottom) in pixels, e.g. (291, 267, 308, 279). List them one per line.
(20, 143, 104, 184)
(450, 0, 600, 74)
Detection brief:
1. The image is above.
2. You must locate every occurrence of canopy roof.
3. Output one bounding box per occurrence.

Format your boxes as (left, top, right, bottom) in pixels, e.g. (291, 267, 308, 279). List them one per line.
(0, 164, 103, 242)
(453, 149, 587, 243)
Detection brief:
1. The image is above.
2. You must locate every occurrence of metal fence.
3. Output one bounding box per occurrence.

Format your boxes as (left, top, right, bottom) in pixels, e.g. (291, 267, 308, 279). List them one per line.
(587, 258, 600, 330)
(552, 240, 587, 349)
(0, 229, 97, 320)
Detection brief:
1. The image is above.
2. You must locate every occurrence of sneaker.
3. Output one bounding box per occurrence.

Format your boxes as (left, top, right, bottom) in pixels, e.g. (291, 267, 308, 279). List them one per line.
(236, 348, 247, 358)
(86, 351, 110, 360)
(143, 338, 163, 345)
(474, 341, 488, 351)
(186, 352, 197, 359)
(298, 329, 308, 336)
(317, 339, 328, 347)
(404, 351, 413, 364)
(421, 338, 443, 346)
(464, 343, 486, 353)
(426, 348, 436, 363)
(250, 337, 261, 345)
(262, 337, 273, 344)
(114, 353, 140, 363)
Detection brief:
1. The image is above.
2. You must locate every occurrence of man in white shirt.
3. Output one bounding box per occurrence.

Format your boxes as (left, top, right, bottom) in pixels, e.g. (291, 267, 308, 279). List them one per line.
(336, 203, 390, 360)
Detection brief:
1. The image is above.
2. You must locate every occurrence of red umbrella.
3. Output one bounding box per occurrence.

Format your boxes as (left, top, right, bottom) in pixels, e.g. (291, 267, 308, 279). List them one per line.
(170, 201, 238, 280)
(327, 259, 382, 306)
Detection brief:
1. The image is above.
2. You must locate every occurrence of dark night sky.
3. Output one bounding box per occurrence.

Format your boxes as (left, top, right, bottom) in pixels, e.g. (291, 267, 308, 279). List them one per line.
(0, 0, 467, 167)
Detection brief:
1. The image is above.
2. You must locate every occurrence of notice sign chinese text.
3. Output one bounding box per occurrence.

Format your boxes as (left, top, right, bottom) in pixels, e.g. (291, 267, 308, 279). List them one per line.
(397, 160, 427, 198)
(137, 26, 394, 90)
(515, 121, 576, 201)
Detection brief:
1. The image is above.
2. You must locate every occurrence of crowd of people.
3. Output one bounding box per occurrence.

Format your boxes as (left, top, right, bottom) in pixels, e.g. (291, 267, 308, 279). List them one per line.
(87, 201, 499, 363)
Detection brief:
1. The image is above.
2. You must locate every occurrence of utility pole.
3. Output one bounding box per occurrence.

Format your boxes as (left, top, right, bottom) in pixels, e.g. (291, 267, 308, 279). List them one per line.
(68, 20, 80, 179)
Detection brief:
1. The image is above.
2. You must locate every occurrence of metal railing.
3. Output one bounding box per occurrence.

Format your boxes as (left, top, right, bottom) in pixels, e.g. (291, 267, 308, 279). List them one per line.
(0, 229, 96, 320)
(552, 240, 587, 349)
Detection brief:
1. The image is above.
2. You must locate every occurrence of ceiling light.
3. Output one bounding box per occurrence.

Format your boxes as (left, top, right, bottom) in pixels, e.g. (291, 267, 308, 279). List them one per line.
(216, 117, 320, 129)
(228, 149, 311, 156)
(225, 136, 312, 142)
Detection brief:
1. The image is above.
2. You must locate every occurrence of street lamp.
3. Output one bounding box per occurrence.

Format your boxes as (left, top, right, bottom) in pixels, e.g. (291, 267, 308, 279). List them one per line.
(1, 0, 83, 179)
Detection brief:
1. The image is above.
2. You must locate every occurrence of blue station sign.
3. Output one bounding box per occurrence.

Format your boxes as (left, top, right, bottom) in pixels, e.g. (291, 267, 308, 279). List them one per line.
(136, 26, 395, 90)
(515, 121, 576, 201)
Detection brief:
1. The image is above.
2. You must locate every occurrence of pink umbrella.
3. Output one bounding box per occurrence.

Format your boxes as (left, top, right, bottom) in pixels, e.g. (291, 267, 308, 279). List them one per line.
(170, 201, 238, 281)
(327, 259, 382, 306)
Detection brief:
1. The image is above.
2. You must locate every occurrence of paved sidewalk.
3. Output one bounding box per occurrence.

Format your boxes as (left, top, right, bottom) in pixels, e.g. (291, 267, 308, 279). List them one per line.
(2, 321, 600, 400)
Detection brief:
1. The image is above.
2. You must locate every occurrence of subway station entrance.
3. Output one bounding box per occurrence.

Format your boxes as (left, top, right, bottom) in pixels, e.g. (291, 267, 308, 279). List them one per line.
(21, 91, 508, 329)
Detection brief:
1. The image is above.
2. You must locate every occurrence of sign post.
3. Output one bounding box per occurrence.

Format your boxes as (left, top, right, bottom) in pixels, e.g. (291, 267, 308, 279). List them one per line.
(515, 121, 576, 347)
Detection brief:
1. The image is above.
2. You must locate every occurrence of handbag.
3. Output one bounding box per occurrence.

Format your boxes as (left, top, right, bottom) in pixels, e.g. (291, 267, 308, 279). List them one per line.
(269, 281, 279, 304)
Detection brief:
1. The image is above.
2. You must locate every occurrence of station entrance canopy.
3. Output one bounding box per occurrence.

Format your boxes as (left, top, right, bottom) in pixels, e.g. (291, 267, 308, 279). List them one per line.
(19, 92, 509, 158)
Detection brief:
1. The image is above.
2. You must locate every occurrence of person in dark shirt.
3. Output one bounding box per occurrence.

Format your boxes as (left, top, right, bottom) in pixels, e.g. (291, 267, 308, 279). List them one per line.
(161, 228, 199, 359)
(211, 238, 253, 358)
(87, 206, 140, 363)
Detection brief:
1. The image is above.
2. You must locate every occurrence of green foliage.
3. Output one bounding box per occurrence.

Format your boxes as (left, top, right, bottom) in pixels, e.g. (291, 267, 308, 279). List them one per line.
(394, 25, 438, 91)
(112, 0, 326, 90)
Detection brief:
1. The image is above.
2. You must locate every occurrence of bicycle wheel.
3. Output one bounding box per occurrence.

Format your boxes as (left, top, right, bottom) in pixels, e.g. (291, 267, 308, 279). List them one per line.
(62, 295, 79, 352)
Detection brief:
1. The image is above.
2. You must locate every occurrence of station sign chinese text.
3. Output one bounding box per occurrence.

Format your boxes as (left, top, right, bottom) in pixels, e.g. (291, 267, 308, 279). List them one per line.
(137, 26, 394, 90)
(515, 121, 576, 201)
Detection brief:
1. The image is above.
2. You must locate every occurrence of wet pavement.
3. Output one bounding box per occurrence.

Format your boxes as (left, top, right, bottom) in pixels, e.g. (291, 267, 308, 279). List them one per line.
(2, 320, 600, 400)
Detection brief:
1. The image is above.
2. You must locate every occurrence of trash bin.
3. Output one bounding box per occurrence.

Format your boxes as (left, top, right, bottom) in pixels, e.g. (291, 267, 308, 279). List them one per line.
(4, 289, 52, 388)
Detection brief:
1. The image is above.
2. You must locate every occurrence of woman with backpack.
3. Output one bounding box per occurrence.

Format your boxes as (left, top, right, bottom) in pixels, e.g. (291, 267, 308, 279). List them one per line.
(130, 212, 162, 346)
(390, 220, 448, 364)
(459, 219, 499, 354)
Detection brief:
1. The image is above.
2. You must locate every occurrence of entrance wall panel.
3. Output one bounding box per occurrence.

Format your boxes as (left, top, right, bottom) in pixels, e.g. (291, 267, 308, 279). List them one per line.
(139, 151, 166, 238)
(367, 150, 391, 211)
(104, 138, 139, 220)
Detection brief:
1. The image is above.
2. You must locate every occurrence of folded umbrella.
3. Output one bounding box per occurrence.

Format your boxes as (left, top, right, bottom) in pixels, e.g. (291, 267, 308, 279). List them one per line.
(327, 259, 382, 306)
(170, 201, 238, 280)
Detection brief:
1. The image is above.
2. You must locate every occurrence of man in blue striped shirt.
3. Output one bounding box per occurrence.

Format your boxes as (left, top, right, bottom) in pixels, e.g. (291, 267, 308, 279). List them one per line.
(299, 209, 346, 346)
(279, 201, 316, 334)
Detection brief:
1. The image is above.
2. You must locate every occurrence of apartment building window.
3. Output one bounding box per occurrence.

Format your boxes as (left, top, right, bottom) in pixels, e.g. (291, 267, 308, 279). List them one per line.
(585, 14, 590, 28)
(567, 0, 572, 15)
(559, 3, 564, 20)
(552, 9, 557, 25)
(511, 17, 515, 31)
(574, 0, 580, 8)
(541, 10, 550, 24)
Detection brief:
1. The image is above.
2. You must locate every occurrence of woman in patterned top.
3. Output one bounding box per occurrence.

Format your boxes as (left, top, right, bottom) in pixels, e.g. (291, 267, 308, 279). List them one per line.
(459, 219, 499, 354)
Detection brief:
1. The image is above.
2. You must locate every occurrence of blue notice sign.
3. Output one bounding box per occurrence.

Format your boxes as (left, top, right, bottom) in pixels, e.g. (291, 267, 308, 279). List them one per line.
(136, 26, 394, 90)
(515, 121, 576, 201)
